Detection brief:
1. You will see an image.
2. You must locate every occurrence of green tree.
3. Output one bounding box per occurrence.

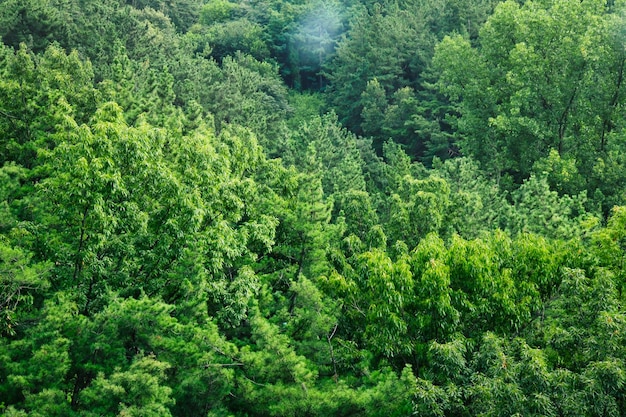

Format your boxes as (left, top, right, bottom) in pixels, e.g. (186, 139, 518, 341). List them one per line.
(124, 0, 203, 31)
(0, 239, 49, 335)
(591, 206, 626, 296)
(204, 52, 290, 153)
(0, 0, 76, 52)
(290, 0, 344, 90)
(408, 234, 459, 344)
(190, 16, 269, 62)
(353, 248, 413, 358)
(326, 2, 433, 137)
(509, 174, 593, 240)
(0, 43, 97, 167)
(433, 157, 507, 238)
(271, 146, 335, 283)
(384, 173, 450, 249)
(79, 354, 174, 417)
(285, 112, 367, 224)
(434, 0, 626, 183)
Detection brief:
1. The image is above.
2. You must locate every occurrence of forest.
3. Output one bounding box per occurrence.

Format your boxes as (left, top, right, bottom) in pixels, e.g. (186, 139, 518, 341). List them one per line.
(1, 0, 626, 415)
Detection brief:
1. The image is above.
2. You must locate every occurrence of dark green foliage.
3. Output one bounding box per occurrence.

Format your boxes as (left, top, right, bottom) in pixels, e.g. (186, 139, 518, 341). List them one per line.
(0, 239, 50, 336)
(205, 53, 290, 147)
(434, 0, 626, 205)
(326, 2, 433, 136)
(123, 0, 204, 32)
(0, 0, 77, 53)
(325, 0, 499, 159)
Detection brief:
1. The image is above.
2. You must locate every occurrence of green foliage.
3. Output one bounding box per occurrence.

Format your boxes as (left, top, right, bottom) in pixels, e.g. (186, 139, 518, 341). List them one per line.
(433, 157, 507, 238)
(285, 112, 367, 229)
(200, 0, 239, 24)
(79, 354, 174, 417)
(326, 2, 433, 138)
(126, 0, 203, 31)
(270, 158, 336, 282)
(324, 0, 498, 158)
(0, 0, 76, 52)
(590, 206, 626, 295)
(509, 174, 594, 240)
(590, 132, 626, 213)
(354, 248, 413, 357)
(290, 0, 344, 90)
(3, 3, 626, 416)
(434, 0, 626, 197)
(0, 239, 50, 335)
(204, 52, 290, 152)
(409, 234, 459, 342)
(0, 43, 97, 167)
(192, 17, 270, 62)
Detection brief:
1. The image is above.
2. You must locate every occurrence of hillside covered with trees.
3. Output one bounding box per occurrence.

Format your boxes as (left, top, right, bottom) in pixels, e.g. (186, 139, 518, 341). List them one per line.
(1, 0, 626, 415)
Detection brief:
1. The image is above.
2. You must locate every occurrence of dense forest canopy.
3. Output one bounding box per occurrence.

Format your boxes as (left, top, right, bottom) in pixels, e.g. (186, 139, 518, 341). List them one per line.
(1, 0, 626, 415)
